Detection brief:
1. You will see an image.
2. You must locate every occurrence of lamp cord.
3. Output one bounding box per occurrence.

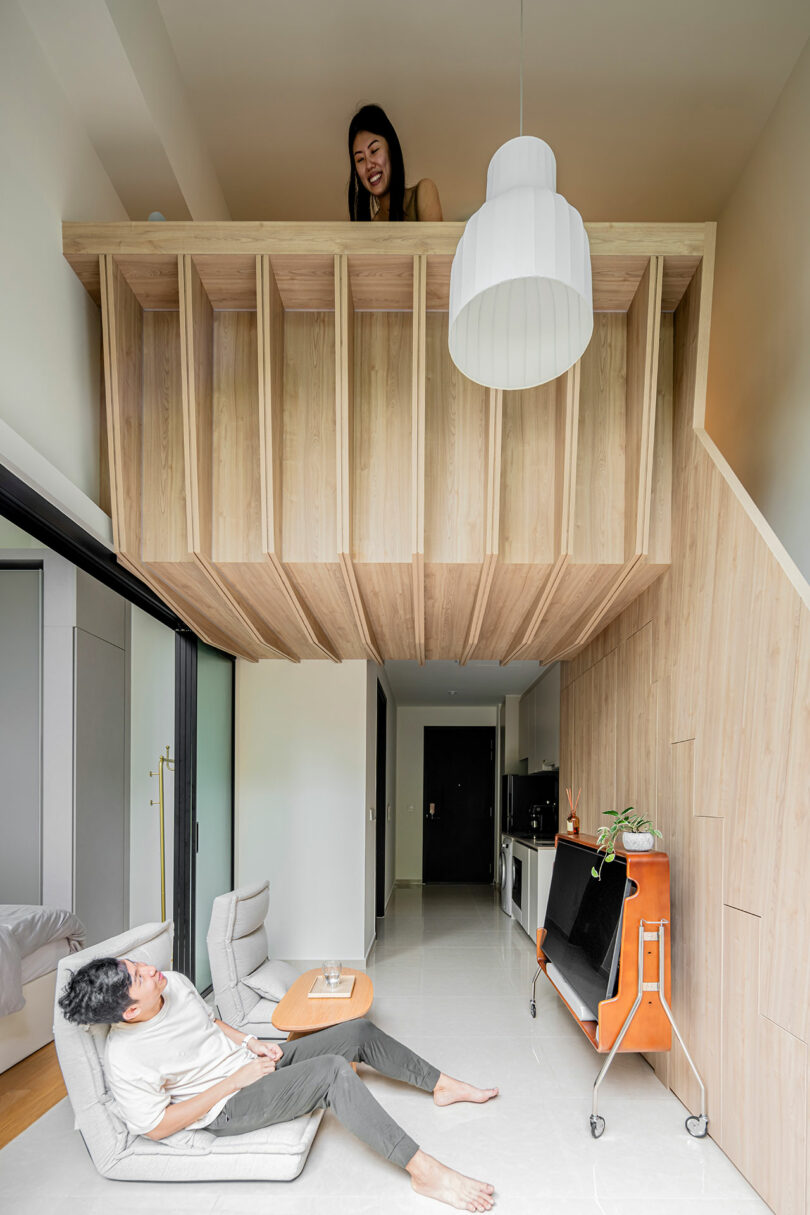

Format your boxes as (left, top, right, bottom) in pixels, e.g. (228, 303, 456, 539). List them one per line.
(519, 0, 524, 137)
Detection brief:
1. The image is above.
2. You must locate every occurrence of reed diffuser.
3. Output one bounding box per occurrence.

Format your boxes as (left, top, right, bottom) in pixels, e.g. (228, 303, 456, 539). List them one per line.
(565, 787, 581, 835)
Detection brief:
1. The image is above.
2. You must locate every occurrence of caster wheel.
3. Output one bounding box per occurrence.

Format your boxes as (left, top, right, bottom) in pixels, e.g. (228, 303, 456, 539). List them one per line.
(529, 1001, 536, 1018)
(589, 1115, 605, 1139)
(685, 1115, 708, 1138)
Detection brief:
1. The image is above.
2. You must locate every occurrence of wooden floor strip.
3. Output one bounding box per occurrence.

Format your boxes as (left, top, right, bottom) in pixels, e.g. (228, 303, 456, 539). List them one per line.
(0, 1043, 66, 1150)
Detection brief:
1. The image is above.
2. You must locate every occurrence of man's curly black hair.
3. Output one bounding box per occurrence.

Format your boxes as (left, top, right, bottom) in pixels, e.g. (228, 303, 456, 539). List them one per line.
(58, 957, 133, 1025)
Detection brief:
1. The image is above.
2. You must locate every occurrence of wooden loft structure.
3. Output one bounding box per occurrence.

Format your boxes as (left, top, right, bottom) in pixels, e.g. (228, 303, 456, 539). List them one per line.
(63, 221, 712, 663)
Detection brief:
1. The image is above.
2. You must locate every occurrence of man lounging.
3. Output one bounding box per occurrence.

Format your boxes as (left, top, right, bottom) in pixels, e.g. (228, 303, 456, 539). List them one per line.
(59, 957, 497, 1212)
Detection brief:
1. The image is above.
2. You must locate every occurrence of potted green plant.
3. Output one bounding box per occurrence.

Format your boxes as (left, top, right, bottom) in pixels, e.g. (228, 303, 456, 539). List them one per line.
(591, 807, 662, 879)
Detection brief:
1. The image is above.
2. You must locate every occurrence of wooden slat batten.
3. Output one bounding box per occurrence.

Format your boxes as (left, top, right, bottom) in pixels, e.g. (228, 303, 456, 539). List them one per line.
(178, 254, 212, 556)
(335, 254, 382, 664)
(256, 255, 338, 660)
(177, 255, 298, 662)
(627, 256, 665, 559)
(461, 388, 502, 664)
(100, 255, 141, 559)
(502, 364, 580, 663)
(257, 254, 283, 558)
(411, 254, 427, 663)
(689, 223, 717, 431)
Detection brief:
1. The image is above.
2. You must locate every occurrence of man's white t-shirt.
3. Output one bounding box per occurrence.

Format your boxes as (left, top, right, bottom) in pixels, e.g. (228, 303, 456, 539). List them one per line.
(105, 971, 252, 1135)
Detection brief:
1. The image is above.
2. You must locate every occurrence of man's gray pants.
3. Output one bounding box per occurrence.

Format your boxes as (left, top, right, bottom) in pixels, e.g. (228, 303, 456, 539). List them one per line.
(206, 1018, 440, 1168)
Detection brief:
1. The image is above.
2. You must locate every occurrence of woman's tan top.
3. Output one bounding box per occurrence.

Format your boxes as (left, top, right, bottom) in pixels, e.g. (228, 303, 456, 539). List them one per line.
(371, 185, 419, 222)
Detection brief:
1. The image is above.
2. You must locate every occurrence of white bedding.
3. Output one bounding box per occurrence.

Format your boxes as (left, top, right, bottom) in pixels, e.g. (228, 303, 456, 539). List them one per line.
(0, 904, 85, 1017)
(21, 937, 71, 985)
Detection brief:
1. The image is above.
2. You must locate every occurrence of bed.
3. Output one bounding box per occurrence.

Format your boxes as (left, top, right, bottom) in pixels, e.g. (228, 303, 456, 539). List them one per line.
(0, 905, 85, 1072)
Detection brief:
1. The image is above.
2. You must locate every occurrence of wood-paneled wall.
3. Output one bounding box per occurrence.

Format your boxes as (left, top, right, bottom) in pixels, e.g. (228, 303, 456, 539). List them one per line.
(560, 255, 810, 1214)
(66, 223, 711, 664)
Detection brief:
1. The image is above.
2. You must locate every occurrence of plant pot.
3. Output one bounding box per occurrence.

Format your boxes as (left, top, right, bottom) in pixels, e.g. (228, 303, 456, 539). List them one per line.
(622, 830, 654, 852)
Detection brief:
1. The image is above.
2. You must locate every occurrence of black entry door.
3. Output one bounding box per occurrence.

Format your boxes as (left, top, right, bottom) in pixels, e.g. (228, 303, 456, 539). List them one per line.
(422, 726, 495, 883)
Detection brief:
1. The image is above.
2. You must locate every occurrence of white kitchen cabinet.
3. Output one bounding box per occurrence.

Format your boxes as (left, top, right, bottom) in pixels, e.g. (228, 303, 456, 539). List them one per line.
(527, 846, 539, 940)
(512, 843, 557, 942)
(511, 841, 530, 930)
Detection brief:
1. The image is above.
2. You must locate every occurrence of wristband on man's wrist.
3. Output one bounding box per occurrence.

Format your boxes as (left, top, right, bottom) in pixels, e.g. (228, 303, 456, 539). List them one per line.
(242, 1033, 257, 1047)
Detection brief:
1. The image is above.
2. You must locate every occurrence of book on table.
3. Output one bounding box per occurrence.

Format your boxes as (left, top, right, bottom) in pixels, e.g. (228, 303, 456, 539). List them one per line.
(308, 974, 356, 998)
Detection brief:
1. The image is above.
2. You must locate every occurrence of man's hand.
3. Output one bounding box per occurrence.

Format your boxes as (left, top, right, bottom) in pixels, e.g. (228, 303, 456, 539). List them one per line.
(247, 1039, 283, 1062)
(233, 1055, 277, 1090)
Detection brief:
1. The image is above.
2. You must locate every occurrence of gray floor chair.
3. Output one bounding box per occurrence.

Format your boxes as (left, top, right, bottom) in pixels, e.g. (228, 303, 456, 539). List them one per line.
(207, 881, 298, 1040)
(53, 919, 322, 1181)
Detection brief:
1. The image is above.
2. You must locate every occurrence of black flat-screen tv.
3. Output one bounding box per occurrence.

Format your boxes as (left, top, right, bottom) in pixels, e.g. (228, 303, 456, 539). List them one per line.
(542, 838, 635, 1020)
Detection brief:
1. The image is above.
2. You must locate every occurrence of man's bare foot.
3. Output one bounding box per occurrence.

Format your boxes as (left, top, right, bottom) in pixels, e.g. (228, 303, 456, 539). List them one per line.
(406, 1149, 495, 1211)
(433, 1073, 499, 1107)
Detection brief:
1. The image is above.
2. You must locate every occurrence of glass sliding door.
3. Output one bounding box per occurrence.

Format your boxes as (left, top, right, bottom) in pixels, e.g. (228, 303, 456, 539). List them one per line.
(193, 643, 234, 992)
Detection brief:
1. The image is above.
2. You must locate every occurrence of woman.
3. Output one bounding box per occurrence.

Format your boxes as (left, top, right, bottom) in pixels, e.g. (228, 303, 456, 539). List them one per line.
(348, 104, 442, 222)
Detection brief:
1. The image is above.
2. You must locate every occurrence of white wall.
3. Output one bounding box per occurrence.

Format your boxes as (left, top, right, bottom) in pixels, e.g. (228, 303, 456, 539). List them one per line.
(364, 663, 397, 953)
(0, 1, 127, 509)
(395, 705, 498, 882)
(0, 520, 38, 547)
(128, 606, 175, 927)
(235, 660, 369, 964)
(706, 35, 810, 584)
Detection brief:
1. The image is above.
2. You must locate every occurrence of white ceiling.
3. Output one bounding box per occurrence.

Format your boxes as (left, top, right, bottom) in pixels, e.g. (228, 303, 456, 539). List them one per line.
(154, 0, 810, 222)
(24, 1, 810, 223)
(384, 660, 545, 707)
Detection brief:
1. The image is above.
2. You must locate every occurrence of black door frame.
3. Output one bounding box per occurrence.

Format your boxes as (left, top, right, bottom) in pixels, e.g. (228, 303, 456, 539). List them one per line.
(0, 466, 234, 984)
(375, 680, 388, 918)
(174, 635, 236, 987)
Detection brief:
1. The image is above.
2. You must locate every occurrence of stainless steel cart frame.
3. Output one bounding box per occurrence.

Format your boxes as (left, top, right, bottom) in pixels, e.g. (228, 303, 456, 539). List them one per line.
(531, 918, 709, 1139)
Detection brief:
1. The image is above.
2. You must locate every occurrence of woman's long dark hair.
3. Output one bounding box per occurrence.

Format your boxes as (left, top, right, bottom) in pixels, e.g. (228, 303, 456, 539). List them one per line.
(348, 105, 406, 222)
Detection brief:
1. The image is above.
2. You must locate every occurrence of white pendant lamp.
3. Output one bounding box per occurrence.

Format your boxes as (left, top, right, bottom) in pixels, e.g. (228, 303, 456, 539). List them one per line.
(448, 7, 593, 390)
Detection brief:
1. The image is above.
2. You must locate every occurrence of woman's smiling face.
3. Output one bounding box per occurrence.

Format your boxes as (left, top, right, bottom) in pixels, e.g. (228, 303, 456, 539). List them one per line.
(352, 130, 391, 196)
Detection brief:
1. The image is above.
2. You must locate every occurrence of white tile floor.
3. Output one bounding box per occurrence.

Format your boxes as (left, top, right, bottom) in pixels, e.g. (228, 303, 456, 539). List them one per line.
(0, 884, 769, 1214)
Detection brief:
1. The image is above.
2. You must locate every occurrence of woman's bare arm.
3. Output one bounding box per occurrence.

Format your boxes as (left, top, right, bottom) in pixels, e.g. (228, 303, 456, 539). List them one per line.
(416, 178, 443, 221)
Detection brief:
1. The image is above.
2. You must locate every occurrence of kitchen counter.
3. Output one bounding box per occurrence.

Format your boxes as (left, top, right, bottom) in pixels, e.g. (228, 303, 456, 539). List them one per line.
(505, 833, 556, 850)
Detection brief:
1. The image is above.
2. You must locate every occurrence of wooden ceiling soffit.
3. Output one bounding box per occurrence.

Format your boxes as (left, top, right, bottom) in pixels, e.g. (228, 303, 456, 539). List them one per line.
(79, 229, 707, 662)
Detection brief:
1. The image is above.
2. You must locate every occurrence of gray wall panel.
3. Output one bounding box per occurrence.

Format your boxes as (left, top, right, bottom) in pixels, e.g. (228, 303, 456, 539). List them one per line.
(0, 569, 42, 902)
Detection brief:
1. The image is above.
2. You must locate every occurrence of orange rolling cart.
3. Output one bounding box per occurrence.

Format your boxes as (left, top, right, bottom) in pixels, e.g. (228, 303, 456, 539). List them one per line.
(532, 834, 707, 1139)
